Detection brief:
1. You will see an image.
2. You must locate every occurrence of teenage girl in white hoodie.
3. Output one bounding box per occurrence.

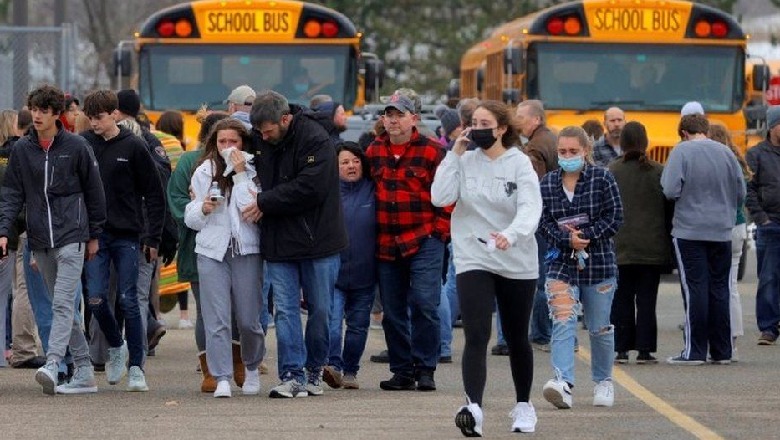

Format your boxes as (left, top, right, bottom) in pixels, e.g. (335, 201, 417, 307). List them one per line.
(185, 118, 264, 398)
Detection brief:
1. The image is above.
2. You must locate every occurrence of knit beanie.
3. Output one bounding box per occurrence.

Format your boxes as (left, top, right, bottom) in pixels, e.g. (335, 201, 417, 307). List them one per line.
(117, 89, 141, 118)
(767, 105, 780, 130)
(439, 109, 461, 138)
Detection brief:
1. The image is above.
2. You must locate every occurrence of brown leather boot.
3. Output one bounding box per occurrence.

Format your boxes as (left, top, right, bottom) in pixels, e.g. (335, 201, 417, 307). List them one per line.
(198, 352, 216, 393)
(232, 342, 245, 387)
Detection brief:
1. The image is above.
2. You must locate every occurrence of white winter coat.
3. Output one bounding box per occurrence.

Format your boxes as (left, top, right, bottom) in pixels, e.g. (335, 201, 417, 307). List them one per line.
(184, 159, 260, 261)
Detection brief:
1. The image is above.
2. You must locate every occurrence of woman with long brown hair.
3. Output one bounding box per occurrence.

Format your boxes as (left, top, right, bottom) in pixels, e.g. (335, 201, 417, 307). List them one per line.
(609, 121, 671, 365)
(184, 118, 265, 398)
(708, 123, 750, 360)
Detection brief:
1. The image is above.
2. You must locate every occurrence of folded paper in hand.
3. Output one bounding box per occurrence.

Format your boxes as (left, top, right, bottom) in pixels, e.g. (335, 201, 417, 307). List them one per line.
(219, 147, 254, 177)
(556, 213, 589, 232)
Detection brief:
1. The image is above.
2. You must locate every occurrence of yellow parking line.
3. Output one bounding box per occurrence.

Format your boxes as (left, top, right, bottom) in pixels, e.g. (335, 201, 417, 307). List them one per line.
(578, 348, 724, 440)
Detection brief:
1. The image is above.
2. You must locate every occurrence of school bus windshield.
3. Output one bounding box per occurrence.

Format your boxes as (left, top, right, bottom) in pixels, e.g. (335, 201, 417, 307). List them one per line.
(137, 44, 357, 111)
(527, 43, 744, 113)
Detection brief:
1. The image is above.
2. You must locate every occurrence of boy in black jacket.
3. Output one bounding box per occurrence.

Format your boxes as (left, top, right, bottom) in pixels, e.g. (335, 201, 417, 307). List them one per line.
(80, 90, 165, 392)
(0, 84, 106, 395)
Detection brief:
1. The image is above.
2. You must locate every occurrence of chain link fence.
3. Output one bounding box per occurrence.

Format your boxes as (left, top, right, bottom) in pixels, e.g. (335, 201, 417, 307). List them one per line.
(0, 23, 77, 110)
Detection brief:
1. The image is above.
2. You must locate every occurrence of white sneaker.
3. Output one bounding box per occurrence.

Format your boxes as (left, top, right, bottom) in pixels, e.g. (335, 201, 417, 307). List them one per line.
(242, 368, 260, 395)
(509, 402, 537, 433)
(178, 319, 194, 329)
(593, 380, 614, 407)
(126, 366, 149, 392)
(543, 379, 573, 409)
(106, 342, 128, 385)
(214, 379, 232, 398)
(56, 365, 98, 394)
(35, 360, 59, 395)
(455, 397, 483, 437)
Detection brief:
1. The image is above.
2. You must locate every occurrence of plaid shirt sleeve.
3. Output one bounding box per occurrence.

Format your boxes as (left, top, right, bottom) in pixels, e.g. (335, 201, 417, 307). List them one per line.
(367, 131, 451, 260)
(592, 139, 619, 168)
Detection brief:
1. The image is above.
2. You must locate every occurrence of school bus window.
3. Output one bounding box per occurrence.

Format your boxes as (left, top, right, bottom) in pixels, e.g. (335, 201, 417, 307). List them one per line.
(167, 57, 204, 84)
(221, 57, 282, 91)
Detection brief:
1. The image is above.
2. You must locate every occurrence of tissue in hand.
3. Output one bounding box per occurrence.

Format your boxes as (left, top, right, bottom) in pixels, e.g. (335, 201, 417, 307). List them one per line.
(220, 147, 253, 177)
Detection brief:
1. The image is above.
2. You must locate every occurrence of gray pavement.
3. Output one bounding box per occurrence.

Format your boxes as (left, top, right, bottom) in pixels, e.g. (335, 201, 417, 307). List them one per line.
(0, 248, 777, 439)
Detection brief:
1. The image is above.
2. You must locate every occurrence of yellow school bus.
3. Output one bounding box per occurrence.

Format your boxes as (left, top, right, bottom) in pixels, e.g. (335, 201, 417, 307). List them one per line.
(458, 0, 759, 161)
(118, 0, 376, 145)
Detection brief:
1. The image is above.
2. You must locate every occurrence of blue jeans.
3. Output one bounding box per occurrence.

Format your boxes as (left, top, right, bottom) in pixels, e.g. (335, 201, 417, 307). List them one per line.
(327, 285, 375, 375)
(756, 222, 780, 337)
(530, 232, 551, 344)
(547, 277, 616, 385)
(439, 243, 458, 357)
(378, 236, 444, 376)
(260, 261, 272, 333)
(84, 232, 144, 368)
(267, 254, 339, 382)
(24, 241, 80, 372)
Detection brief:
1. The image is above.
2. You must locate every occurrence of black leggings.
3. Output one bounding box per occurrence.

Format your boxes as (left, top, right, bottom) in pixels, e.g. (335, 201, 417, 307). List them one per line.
(458, 270, 536, 406)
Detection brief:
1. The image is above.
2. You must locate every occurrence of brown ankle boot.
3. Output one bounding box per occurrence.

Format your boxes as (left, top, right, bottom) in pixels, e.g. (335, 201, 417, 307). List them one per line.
(198, 352, 217, 393)
(232, 342, 245, 387)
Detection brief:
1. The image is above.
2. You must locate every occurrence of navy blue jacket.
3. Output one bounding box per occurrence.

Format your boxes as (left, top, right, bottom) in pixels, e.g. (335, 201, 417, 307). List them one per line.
(336, 178, 376, 290)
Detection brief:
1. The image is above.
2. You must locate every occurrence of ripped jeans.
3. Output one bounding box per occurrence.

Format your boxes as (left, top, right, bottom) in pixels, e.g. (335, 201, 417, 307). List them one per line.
(546, 277, 616, 386)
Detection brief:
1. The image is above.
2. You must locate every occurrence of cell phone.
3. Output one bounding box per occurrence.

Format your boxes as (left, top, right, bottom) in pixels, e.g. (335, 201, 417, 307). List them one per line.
(144, 246, 152, 263)
(0, 246, 7, 259)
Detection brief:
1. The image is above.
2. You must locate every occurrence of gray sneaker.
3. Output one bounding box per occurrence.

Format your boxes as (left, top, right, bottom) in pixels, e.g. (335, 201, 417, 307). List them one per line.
(56, 366, 98, 394)
(35, 360, 59, 395)
(127, 366, 149, 392)
(269, 378, 308, 398)
(106, 342, 128, 385)
(306, 370, 324, 396)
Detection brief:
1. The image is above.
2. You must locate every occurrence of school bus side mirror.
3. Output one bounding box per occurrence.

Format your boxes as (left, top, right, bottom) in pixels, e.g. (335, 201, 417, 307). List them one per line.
(113, 48, 133, 77)
(502, 89, 521, 104)
(364, 58, 385, 102)
(446, 79, 460, 100)
(753, 64, 770, 91)
(504, 47, 522, 74)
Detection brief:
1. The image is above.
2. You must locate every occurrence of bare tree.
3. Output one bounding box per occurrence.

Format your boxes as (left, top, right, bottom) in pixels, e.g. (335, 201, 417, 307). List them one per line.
(75, 0, 181, 88)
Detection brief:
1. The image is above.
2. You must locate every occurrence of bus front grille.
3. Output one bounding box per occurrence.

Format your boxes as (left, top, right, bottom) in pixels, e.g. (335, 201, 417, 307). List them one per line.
(648, 145, 674, 164)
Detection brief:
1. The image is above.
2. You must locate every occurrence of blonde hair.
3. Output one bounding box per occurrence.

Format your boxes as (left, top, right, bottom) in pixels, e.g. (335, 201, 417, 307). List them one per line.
(708, 123, 753, 180)
(0, 109, 18, 145)
(74, 113, 91, 134)
(118, 117, 143, 138)
(558, 125, 594, 164)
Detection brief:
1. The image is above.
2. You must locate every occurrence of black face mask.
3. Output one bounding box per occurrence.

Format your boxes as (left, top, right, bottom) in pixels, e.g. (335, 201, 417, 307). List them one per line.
(470, 128, 496, 149)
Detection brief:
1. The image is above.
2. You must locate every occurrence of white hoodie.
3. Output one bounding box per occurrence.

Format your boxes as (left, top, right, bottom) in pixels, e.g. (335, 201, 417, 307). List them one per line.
(184, 159, 260, 261)
(432, 148, 541, 279)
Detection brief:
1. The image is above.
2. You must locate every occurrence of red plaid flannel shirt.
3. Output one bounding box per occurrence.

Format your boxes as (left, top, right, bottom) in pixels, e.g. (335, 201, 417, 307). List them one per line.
(366, 128, 452, 261)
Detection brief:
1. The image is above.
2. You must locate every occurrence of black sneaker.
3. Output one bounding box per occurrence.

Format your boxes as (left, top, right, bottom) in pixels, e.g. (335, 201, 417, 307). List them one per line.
(147, 320, 167, 351)
(12, 356, 46, 369)
(379, 373, 415, 391)
(490, 344, 509, 356)
(416, 371, 436, 391)
(370, 350, 390, 363)
(615, 351, 629, 364)
(636, 352, 658, 364)
(439, 355, 452, 364)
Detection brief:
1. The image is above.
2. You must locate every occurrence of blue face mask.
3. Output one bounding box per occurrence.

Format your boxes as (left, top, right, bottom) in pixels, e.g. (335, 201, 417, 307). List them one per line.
(293, 83, 308, 93)
(558, 155, 584, 172)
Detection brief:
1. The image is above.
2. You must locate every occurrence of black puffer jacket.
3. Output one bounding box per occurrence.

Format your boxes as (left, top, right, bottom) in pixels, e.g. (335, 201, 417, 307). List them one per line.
(255, 104, 348, 261)
(746, 138, 780, 225)
(0, 122, 106, 250)
(0, 137, 25, 251)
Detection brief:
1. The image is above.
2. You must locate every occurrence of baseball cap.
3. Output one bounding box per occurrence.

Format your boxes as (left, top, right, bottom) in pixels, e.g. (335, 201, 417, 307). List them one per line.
(680, 101, 705, 116)
(383, 94, 415, 114)
(225, 85, 256, 105)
